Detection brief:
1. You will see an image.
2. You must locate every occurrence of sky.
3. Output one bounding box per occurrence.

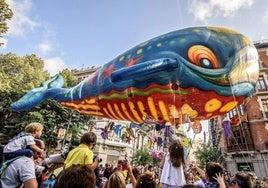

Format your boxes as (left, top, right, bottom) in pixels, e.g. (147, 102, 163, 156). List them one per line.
(1, 0, 268, 76)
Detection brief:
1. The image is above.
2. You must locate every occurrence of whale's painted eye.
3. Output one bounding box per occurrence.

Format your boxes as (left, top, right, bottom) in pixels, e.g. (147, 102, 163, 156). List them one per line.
(188, 45, 220, 69)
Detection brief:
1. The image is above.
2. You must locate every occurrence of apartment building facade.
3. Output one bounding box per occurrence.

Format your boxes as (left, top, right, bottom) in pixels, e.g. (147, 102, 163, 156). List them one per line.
(210, 40, 268, 178)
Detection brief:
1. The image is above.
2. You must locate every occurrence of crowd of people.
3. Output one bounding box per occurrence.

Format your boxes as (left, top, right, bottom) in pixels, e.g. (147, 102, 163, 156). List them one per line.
(1, 122, 268, 188)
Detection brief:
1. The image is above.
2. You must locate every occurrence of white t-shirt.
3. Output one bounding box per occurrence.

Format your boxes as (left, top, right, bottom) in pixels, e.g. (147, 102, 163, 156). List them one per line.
(194, 178, 206, 188)
(0, 156, 36, 187)
(126, 183, 133, 188)
(3, 132, 35, 153)
(160, 154, 186, 186)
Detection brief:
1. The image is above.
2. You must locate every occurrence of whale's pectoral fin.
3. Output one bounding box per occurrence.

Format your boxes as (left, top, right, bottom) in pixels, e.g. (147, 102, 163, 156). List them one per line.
(11, 74, 65, 112)
(111, 58, 179, 83)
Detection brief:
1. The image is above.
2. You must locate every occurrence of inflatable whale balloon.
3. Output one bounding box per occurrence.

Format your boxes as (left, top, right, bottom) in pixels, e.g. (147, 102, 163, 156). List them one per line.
(11, 26, 259, 125)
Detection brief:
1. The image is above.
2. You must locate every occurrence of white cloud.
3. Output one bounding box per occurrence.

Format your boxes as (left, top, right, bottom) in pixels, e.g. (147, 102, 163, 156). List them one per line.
(36, 41, 52, 55)
(189, 0, 254, 22)
(44, 57, 67, 76)
(6, 0, 39, 36)
(188, 1, 213, 23)
(263, 9, 268, 22)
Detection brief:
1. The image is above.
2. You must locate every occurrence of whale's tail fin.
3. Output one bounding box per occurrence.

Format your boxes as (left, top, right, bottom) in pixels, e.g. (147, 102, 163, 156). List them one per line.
(11, 74, 64, 112)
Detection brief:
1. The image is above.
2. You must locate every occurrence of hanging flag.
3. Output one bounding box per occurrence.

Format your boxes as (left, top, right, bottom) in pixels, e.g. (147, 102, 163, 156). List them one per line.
(157, 137, 163, 146)
(186, 115, 192, 132)
(185, 115, 191, 123)
(155, 123, 166, 131)
(100, 127, 109, 140)
(130, 122, 137, 128)
(222, 117, 233, 139)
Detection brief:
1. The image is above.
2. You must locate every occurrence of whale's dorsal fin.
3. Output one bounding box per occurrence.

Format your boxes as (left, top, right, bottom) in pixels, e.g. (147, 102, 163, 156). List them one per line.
(111, 58, 178, 83)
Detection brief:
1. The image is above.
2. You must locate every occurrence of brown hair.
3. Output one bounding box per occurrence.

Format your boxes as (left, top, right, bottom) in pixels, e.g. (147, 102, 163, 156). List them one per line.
(135, 173, 156, 188)
(233, 172, 253, 188)
(80, 132, 97, 144)
(34, 139, 45, 149)
(205, 162, 224, 182)
(56, 164, 96, 188)
(169, 140, 185, 168)
(25, 122, 43, 133)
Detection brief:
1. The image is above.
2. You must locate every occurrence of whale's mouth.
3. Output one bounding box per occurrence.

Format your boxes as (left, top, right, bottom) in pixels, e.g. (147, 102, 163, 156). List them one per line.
(227, 45, 259, 96)
(229, 45, 259, 85)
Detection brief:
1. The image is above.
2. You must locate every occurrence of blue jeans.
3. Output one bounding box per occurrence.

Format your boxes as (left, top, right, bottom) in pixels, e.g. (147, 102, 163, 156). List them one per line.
(4, 149, 33, 160)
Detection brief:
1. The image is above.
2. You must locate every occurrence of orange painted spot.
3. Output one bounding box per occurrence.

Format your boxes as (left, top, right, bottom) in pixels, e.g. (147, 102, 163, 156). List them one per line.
(205, 98, 222, 112)
(220, 101, 238, 113)
(181, 104, 198, 117)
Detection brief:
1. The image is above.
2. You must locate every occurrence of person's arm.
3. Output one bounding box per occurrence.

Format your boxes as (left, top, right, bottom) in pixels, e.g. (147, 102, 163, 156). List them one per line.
(191, 164, 206, 179)
(90, 157, 100, 170)
(127, 162, 137, 188)
(30, 144, 44, 154)
(23, 178, 38, 188)
(213, 173, 226, 188)
(159, 155, 165, 169)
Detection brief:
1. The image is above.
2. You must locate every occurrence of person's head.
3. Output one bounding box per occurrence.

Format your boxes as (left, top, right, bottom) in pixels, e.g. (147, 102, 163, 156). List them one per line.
(148, 165, 153, 171)
(132, 167, 141, 179)
(33, 139, 46, 159)
(205, 162, 224, 182)
(169, 139, 185, 167)
(105, 171, 126, 188)
(135, 173, 156, 188)
(80, 132, 97, 149)
(253, 179, 268, 188)
(247, 172, 257, 182)
(230, 172, 253, 188)
(104, 166, 113, 179)
(25, 122, 43, 138)
(56, 164, 96, 188)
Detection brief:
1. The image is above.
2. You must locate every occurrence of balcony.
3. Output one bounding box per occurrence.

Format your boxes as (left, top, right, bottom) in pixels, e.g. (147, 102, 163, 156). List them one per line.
(227, 143, 254, 152)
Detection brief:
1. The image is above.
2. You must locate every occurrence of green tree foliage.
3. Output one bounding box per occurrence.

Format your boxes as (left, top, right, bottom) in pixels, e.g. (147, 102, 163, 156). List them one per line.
(132, 147, 152, 166)
(0, 53, 49, 94)
(0, 53, 49, 143)
(0, 0, 13, 45)
(60, 69, 78, 88)
(193, 140, 221, 169)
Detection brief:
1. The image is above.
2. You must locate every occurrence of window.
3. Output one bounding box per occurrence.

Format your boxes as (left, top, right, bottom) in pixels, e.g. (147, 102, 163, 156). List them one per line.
(261, 98, 268, 118)
(255, 75, 267, 92)
(227, 122, 254, 152)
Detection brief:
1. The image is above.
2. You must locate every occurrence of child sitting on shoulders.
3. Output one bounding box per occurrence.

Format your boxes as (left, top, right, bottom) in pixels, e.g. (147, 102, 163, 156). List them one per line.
(3, 122, 44, 160)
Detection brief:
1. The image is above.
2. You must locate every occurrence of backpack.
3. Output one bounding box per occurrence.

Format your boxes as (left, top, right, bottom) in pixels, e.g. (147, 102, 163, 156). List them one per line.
(0, 156, 22, 176)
